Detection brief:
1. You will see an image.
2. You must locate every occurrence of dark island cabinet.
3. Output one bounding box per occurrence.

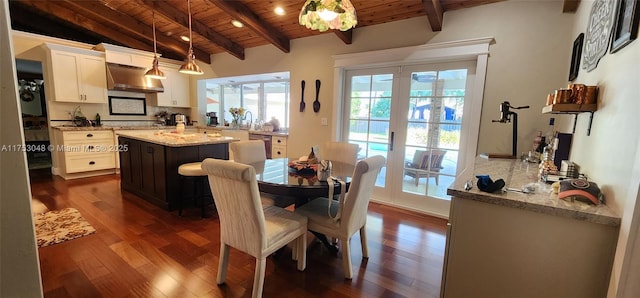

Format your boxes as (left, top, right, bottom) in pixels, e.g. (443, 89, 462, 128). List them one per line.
(118, 136, 229, 210)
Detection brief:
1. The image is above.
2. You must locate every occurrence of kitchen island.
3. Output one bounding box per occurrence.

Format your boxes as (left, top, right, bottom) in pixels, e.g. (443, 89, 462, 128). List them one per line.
(441, 157, 620, 298)
(117, 131, 237, 211)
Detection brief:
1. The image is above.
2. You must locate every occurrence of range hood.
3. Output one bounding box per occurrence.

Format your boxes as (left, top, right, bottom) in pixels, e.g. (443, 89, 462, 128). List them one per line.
(105, 63, 163, 93)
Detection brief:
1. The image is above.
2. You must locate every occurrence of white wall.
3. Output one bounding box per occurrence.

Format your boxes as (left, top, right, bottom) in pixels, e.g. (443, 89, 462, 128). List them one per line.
(567, 1, 640, 296)
(203, 16, 437, 158)
(0, 0, 43, 296)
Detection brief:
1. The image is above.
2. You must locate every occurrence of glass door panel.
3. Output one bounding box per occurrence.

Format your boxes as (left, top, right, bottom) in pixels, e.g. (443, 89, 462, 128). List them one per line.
(346, 72, 395, 188)
(401, 68, 467, 199)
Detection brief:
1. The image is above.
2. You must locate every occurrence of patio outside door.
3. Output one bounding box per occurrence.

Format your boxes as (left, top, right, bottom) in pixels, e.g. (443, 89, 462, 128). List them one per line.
(343, 61, 475, 215)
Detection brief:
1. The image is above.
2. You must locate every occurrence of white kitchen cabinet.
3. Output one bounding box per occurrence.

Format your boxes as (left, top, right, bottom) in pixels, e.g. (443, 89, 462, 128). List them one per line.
(43, 44, 108, 103)
(148, 67, 190, 107)
(52, 129, 117, 179)
(271, 135, 288, 158)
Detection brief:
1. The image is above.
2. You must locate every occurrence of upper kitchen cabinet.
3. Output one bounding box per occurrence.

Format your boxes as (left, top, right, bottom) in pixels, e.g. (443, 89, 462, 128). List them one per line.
(148, 66, 190, 108)
(42, 43, 107, 103)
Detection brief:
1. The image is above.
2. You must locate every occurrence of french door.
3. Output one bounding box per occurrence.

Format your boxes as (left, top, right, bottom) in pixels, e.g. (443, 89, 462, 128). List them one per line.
(342, 61, 476, 215)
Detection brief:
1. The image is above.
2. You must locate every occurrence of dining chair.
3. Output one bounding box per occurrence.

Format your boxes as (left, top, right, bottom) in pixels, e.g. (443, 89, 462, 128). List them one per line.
(404, 149, 446, 186)
(230, 140, 267, 164)
(322, 141, 359, 166)
(201, 158, 308, 298)
(294, 155, 385, 279)
(230, 139, 285, 207)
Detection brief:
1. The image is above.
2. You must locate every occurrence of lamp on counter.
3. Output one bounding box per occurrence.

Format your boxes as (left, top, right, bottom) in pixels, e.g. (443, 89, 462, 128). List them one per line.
(179, 0, 203, 75)
(299, 0, 357, 32)
(145, 10, 166, 80)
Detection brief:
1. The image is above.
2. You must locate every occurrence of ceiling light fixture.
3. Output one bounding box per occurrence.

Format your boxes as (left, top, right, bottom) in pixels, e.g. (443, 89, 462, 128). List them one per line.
(180, 35, 190, 42)
(145, 11, 166, 80)
(299, 0, 357, 32)
(274, 7, 285, 16)
(179, 0, 203, 75)
(231, 20, 244, 28)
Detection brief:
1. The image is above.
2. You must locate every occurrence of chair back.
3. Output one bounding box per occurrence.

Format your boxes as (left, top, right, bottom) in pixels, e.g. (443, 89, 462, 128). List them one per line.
(201, 158, 266, 256)
(414, 149, 446, 170)
(230, 140, 266, 164)
(339, 155, 385, 234)
(323, 141, 359, 166)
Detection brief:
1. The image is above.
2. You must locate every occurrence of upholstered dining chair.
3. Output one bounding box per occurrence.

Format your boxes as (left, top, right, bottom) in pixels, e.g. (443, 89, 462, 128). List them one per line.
(322, 141, 359, 166)
(201, 158, 308, 298)
(230, 140, 266, 164)
(230, 140, 294, 207)
(294, 155, 385, 279)
(404, 149, 446, 186)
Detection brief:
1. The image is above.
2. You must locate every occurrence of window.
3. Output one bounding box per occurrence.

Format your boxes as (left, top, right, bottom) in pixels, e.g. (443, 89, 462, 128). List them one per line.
(204, 72, 290, 129)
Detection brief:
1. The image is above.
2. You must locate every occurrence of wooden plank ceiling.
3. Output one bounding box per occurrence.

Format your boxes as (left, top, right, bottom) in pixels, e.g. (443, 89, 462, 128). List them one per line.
(13, 0, 571, 65)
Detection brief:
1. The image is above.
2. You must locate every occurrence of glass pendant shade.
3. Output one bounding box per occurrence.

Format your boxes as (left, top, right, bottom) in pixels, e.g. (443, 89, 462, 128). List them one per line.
(179, 0, 204, 75)
(299, 0, 357, 32)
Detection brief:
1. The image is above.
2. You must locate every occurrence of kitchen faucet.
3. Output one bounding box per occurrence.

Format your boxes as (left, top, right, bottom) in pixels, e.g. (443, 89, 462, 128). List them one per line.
(243, 111, 253, 129)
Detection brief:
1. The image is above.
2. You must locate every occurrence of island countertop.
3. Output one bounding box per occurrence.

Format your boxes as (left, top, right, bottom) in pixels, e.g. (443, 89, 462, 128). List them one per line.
(116, 131, 238, 147)
(447, 157, 620, 227)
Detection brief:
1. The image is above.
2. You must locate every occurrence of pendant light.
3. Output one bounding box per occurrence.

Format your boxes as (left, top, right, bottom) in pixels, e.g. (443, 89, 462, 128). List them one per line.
(179, 0, 204, 75)
(299, 0, 357, 32)
(145, 11, 166, 79)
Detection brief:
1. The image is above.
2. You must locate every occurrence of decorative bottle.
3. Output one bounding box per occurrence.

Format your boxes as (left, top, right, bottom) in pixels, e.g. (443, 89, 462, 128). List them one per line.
(176, 121, 185, 134)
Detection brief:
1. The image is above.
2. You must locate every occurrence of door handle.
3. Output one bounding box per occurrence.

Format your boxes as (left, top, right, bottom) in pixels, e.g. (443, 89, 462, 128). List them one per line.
(389, 131, 395, 151)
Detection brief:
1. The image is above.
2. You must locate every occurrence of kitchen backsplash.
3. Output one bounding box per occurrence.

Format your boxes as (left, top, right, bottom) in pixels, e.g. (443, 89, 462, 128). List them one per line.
(47, 90, 190, 126)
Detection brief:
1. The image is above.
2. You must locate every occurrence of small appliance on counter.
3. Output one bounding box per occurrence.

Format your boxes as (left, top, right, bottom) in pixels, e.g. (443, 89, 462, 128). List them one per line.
(167, 113, 185, 126)
(206, 112, 219, 126)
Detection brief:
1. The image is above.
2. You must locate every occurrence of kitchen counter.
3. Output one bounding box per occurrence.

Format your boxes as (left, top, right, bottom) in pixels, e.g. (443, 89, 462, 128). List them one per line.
(116, 131, 237, 147)
(53, 125, 189, 131)
(442, 156, 620, 297)
(198, 126, 289, 136)
(118, 133, 232, 211)
(448, 156, 620, 226)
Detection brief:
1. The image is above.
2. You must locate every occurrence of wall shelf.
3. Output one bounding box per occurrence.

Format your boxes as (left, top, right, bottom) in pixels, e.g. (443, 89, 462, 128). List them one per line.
(542, 104, 597, 136)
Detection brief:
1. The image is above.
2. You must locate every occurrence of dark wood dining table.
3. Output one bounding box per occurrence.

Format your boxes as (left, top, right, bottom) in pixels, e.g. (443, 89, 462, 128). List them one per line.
(251, 158, 354, 207)
(250, 158, 355, 253)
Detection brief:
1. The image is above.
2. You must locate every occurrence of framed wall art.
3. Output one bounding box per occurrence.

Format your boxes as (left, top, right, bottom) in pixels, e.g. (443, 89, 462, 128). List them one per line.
(611, 0, 640, 53)
(582, 0, 618, 72)
(569, 33, 585, 81)
(108, 96, 147, 115)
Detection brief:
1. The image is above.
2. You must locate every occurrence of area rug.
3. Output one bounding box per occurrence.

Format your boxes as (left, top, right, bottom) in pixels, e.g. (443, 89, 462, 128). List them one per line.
(34, 208, 96, 248)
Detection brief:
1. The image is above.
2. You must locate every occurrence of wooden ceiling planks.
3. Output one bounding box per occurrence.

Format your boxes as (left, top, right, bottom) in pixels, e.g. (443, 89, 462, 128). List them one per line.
(10, 0, 513, 64)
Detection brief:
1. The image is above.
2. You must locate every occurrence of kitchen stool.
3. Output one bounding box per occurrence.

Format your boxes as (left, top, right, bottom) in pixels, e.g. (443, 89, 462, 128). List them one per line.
(178, 162, 213, 218)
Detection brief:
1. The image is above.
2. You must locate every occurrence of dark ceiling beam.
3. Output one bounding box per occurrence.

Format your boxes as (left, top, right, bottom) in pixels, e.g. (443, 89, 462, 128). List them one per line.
(62, 0, 210, 64)
(16, 0, 152, 52)
(208, 0, 290, 53)
(333, 29, 353, 45)
(141, 0, 244, 60)
(422, 0, 443, 32)
(10, 2, 111, 46)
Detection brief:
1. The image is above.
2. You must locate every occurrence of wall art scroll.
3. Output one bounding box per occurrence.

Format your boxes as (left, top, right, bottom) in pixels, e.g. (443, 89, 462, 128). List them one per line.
(582, 0, 617, 72)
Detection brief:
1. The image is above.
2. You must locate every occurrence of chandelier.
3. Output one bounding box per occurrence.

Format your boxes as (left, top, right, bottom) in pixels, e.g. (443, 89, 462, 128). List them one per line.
(299, 0, 357, 32)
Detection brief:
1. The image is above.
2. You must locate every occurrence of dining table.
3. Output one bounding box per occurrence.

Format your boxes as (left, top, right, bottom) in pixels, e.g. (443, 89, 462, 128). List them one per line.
(251, 158, 355, 207)
(250, 157, 356, 253)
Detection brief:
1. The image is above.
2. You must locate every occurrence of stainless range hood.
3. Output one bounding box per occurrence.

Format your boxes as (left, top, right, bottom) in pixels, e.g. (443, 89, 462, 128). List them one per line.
(105, 63, 163, 93)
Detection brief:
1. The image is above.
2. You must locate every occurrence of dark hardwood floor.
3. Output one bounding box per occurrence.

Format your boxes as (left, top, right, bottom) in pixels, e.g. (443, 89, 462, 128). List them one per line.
(30, 173, 447, 297)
